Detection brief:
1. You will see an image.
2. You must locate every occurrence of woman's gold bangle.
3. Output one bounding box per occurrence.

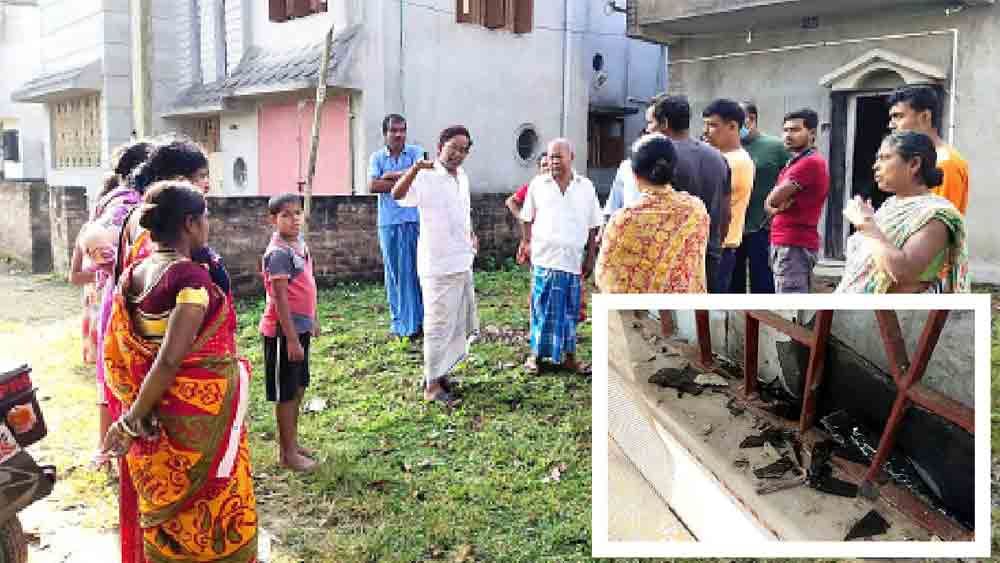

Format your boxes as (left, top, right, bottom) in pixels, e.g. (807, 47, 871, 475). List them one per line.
(117, 416, 141, 438)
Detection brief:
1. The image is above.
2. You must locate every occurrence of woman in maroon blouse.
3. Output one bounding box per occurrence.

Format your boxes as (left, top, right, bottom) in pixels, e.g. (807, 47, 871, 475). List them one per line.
(102, 182, 257, 563)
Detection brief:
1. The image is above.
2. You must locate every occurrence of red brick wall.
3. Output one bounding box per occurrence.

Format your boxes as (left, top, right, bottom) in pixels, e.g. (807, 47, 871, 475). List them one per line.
(209, 193, 520, 297)
(2, 188, 520, 292)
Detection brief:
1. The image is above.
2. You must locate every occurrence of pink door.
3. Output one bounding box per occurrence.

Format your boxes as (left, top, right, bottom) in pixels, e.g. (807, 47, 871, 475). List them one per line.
(258, 96, 351, 196)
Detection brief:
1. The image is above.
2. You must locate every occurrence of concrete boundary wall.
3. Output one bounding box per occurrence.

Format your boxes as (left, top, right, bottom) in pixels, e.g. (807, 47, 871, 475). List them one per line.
(0, 181, 51, 273)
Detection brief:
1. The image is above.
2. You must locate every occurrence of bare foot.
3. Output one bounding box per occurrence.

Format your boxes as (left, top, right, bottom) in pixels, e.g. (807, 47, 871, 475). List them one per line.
(280, 452, 318, 472)
(561, 358, 592, 375)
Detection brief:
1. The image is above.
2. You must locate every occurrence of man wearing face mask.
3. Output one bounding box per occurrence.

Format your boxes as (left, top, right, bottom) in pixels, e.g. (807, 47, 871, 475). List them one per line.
(732, 101, 790, 293)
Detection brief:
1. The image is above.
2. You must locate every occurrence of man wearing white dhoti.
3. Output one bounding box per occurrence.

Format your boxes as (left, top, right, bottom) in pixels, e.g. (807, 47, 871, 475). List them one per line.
(392, 125, 479, 406)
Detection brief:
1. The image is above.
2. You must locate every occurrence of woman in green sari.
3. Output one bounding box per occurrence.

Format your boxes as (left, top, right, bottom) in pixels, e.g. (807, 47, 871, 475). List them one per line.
(836, 131, 969, 294)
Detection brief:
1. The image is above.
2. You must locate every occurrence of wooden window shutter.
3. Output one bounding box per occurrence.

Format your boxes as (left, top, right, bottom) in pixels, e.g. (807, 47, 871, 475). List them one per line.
(484, 0, 506, 29)
(456, 0, 482, 24)
(513, 0, 532, 34)
(269, 0, 288, 22)
(288, 0, 311, 18)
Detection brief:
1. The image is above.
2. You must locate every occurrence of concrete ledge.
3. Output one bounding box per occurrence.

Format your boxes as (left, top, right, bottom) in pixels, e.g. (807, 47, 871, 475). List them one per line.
(608, 436, 693, 542)
(613, 316, 933, 542)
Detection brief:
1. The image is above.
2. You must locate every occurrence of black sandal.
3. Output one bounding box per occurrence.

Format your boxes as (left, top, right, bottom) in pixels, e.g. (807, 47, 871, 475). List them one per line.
(427, 390, 461, 407)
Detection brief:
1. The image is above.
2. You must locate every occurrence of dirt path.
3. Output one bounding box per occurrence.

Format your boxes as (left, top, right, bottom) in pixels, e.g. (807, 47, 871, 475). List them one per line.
(0, 261, 80, 324)
(0, 260, 121, 563)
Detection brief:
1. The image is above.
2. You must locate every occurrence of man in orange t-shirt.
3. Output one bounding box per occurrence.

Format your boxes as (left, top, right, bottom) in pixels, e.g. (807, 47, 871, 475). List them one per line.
(703, 98, 755, 293)
(888, 86, 969, 214)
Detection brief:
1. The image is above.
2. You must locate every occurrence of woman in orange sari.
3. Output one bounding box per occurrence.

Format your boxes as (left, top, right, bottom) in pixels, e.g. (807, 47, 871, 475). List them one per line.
(596, 134, 710, 293)
(103, 182, 257, 563)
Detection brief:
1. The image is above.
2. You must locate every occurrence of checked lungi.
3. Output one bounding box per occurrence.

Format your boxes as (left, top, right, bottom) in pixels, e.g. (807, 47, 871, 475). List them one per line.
(529, 265, 581, 363)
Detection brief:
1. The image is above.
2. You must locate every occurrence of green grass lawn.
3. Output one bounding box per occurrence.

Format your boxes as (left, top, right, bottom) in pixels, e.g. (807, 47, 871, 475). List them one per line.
(237, 269, 593, 563)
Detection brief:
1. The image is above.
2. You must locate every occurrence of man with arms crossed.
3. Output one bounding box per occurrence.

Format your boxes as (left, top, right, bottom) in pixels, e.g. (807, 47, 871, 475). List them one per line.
(765, 108, 829, 293)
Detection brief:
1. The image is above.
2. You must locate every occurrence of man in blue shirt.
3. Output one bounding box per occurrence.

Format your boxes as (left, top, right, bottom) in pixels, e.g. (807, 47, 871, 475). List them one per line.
(602, 157, 643, 220)
(369, 113, 424, 339)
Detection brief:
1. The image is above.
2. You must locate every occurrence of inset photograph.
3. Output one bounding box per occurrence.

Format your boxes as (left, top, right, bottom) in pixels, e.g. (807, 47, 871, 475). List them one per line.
(595, 305, 990, 559)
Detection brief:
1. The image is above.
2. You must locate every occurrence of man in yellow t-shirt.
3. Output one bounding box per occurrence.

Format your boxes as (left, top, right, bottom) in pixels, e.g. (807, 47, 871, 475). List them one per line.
(703, 99, 755, 293)
(888, 86, 969, 214)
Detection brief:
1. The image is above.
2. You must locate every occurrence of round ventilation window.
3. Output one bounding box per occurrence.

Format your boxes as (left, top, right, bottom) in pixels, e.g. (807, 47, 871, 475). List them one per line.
(233, 157, 247, 190)
(515, 125, 539, 164)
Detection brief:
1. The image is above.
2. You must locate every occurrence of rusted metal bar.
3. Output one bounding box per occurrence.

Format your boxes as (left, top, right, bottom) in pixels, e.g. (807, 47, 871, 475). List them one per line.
(732, 383, 972, 539)
(902, 310, 950, 389)
(695, 310, 713, 368)
(799, 310, 833, 434)
(862, 310, 950, 489)
(874, 310, 909, 385)
(746, 311, 813, 345)
(744, 313, 760, 398)
(861, 390, 911, 488)
(659, 310, 675, 338)
(908, 383, 974, 433)
(797, 428, 972, 541)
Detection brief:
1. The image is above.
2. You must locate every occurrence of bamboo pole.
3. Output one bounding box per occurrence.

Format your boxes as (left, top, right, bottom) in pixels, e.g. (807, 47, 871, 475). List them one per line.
(303, 25, 335, 238)
(130, 0, 152, 138)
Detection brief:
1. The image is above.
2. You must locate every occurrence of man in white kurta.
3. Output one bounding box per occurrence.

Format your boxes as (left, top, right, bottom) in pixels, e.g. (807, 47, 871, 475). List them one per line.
(519, 138, 603, 374)
(393, 126, 478, 405)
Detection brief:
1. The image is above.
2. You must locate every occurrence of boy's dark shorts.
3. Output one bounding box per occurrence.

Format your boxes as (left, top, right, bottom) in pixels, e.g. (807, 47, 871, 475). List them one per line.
(263, 331, 311, 403)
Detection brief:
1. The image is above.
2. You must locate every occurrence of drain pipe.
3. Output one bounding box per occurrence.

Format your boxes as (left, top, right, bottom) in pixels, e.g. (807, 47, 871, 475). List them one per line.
(667, 28, 961, 143)
(399, 0, 405, 115)
(560, 0, 570, 136)
(947, 28, 958, 145)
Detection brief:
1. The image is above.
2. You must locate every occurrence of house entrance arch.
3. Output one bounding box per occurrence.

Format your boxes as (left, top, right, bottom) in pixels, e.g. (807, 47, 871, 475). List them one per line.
(819, 49, 946, 260)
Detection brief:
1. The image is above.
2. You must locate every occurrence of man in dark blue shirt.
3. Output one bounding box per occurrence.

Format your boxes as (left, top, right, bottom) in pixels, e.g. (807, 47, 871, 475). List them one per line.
(645, 94, 732, 293)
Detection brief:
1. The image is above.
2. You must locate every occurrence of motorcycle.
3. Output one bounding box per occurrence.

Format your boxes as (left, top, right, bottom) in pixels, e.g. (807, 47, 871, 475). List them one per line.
(0, 362, 56, 563)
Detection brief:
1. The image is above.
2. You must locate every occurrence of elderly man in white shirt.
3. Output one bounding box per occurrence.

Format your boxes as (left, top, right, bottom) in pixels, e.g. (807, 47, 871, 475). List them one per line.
(519, 138, 603, 375)
(392, 125, 479, 406)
